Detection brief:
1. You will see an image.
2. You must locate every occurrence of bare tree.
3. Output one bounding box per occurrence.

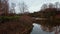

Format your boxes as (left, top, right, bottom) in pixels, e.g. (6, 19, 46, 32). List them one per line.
(10, 3, 16, 14)
(48, 3, 54, 8)
(55, 2, 60, 8)
(41, 4, 47, 10)
(0, 0, 9, 16)
(18, 2, 28, 14)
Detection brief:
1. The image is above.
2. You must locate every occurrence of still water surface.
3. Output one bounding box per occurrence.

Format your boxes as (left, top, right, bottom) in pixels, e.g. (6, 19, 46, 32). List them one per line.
(31, 23, 54, 34)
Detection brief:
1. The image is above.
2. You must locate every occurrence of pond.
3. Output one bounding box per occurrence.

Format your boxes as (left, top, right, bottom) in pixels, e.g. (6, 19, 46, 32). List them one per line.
(30, 23, 60, 34)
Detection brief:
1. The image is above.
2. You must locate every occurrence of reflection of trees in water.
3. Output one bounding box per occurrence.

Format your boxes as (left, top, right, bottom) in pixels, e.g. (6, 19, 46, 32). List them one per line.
(41, 25, 54, 32)
(41, 25, 60, 34)
(54, 26, 60, 34)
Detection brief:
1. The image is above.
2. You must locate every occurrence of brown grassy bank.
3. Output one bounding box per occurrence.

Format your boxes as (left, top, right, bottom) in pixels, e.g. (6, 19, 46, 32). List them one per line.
(0, 15, 33, 34)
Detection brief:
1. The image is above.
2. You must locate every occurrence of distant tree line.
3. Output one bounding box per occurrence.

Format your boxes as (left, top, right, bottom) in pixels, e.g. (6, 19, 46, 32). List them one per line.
(41, 2, 60, 10)
(0, 0, 29, 16)
(40, 2, 60, 18)
(29, 2, 60, 18)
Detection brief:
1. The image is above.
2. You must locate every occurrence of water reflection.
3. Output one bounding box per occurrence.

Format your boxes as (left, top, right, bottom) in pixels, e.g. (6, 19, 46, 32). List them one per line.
(41, 25, 54, 32)
(41, 25, 60, 34)
(31, 23, 60, 34)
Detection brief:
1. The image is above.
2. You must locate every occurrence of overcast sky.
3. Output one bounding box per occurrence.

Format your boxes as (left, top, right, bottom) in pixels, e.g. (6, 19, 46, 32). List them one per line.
(9, 0, 60, 13)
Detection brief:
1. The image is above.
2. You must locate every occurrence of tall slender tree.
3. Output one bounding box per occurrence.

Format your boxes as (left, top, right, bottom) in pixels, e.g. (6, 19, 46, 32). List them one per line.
(11, 3, 16, 13)
(0, 0, 9, 16)
(18, 2, 28, 14)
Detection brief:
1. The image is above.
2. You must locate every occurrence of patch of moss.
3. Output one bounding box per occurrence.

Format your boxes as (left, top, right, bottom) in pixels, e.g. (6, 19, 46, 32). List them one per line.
(0, 16, 20, 22)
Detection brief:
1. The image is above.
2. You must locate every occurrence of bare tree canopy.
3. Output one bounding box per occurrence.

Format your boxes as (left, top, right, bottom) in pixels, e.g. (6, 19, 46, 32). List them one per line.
(48, 3, 54, 8)
(41, 2, 60, 10)
(41, 4, 47, 10)
(9, 3, 16, 14)
(0, 0, 9, 16)
(55, 2, 60, 8)
(18, 2, 29, 14)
